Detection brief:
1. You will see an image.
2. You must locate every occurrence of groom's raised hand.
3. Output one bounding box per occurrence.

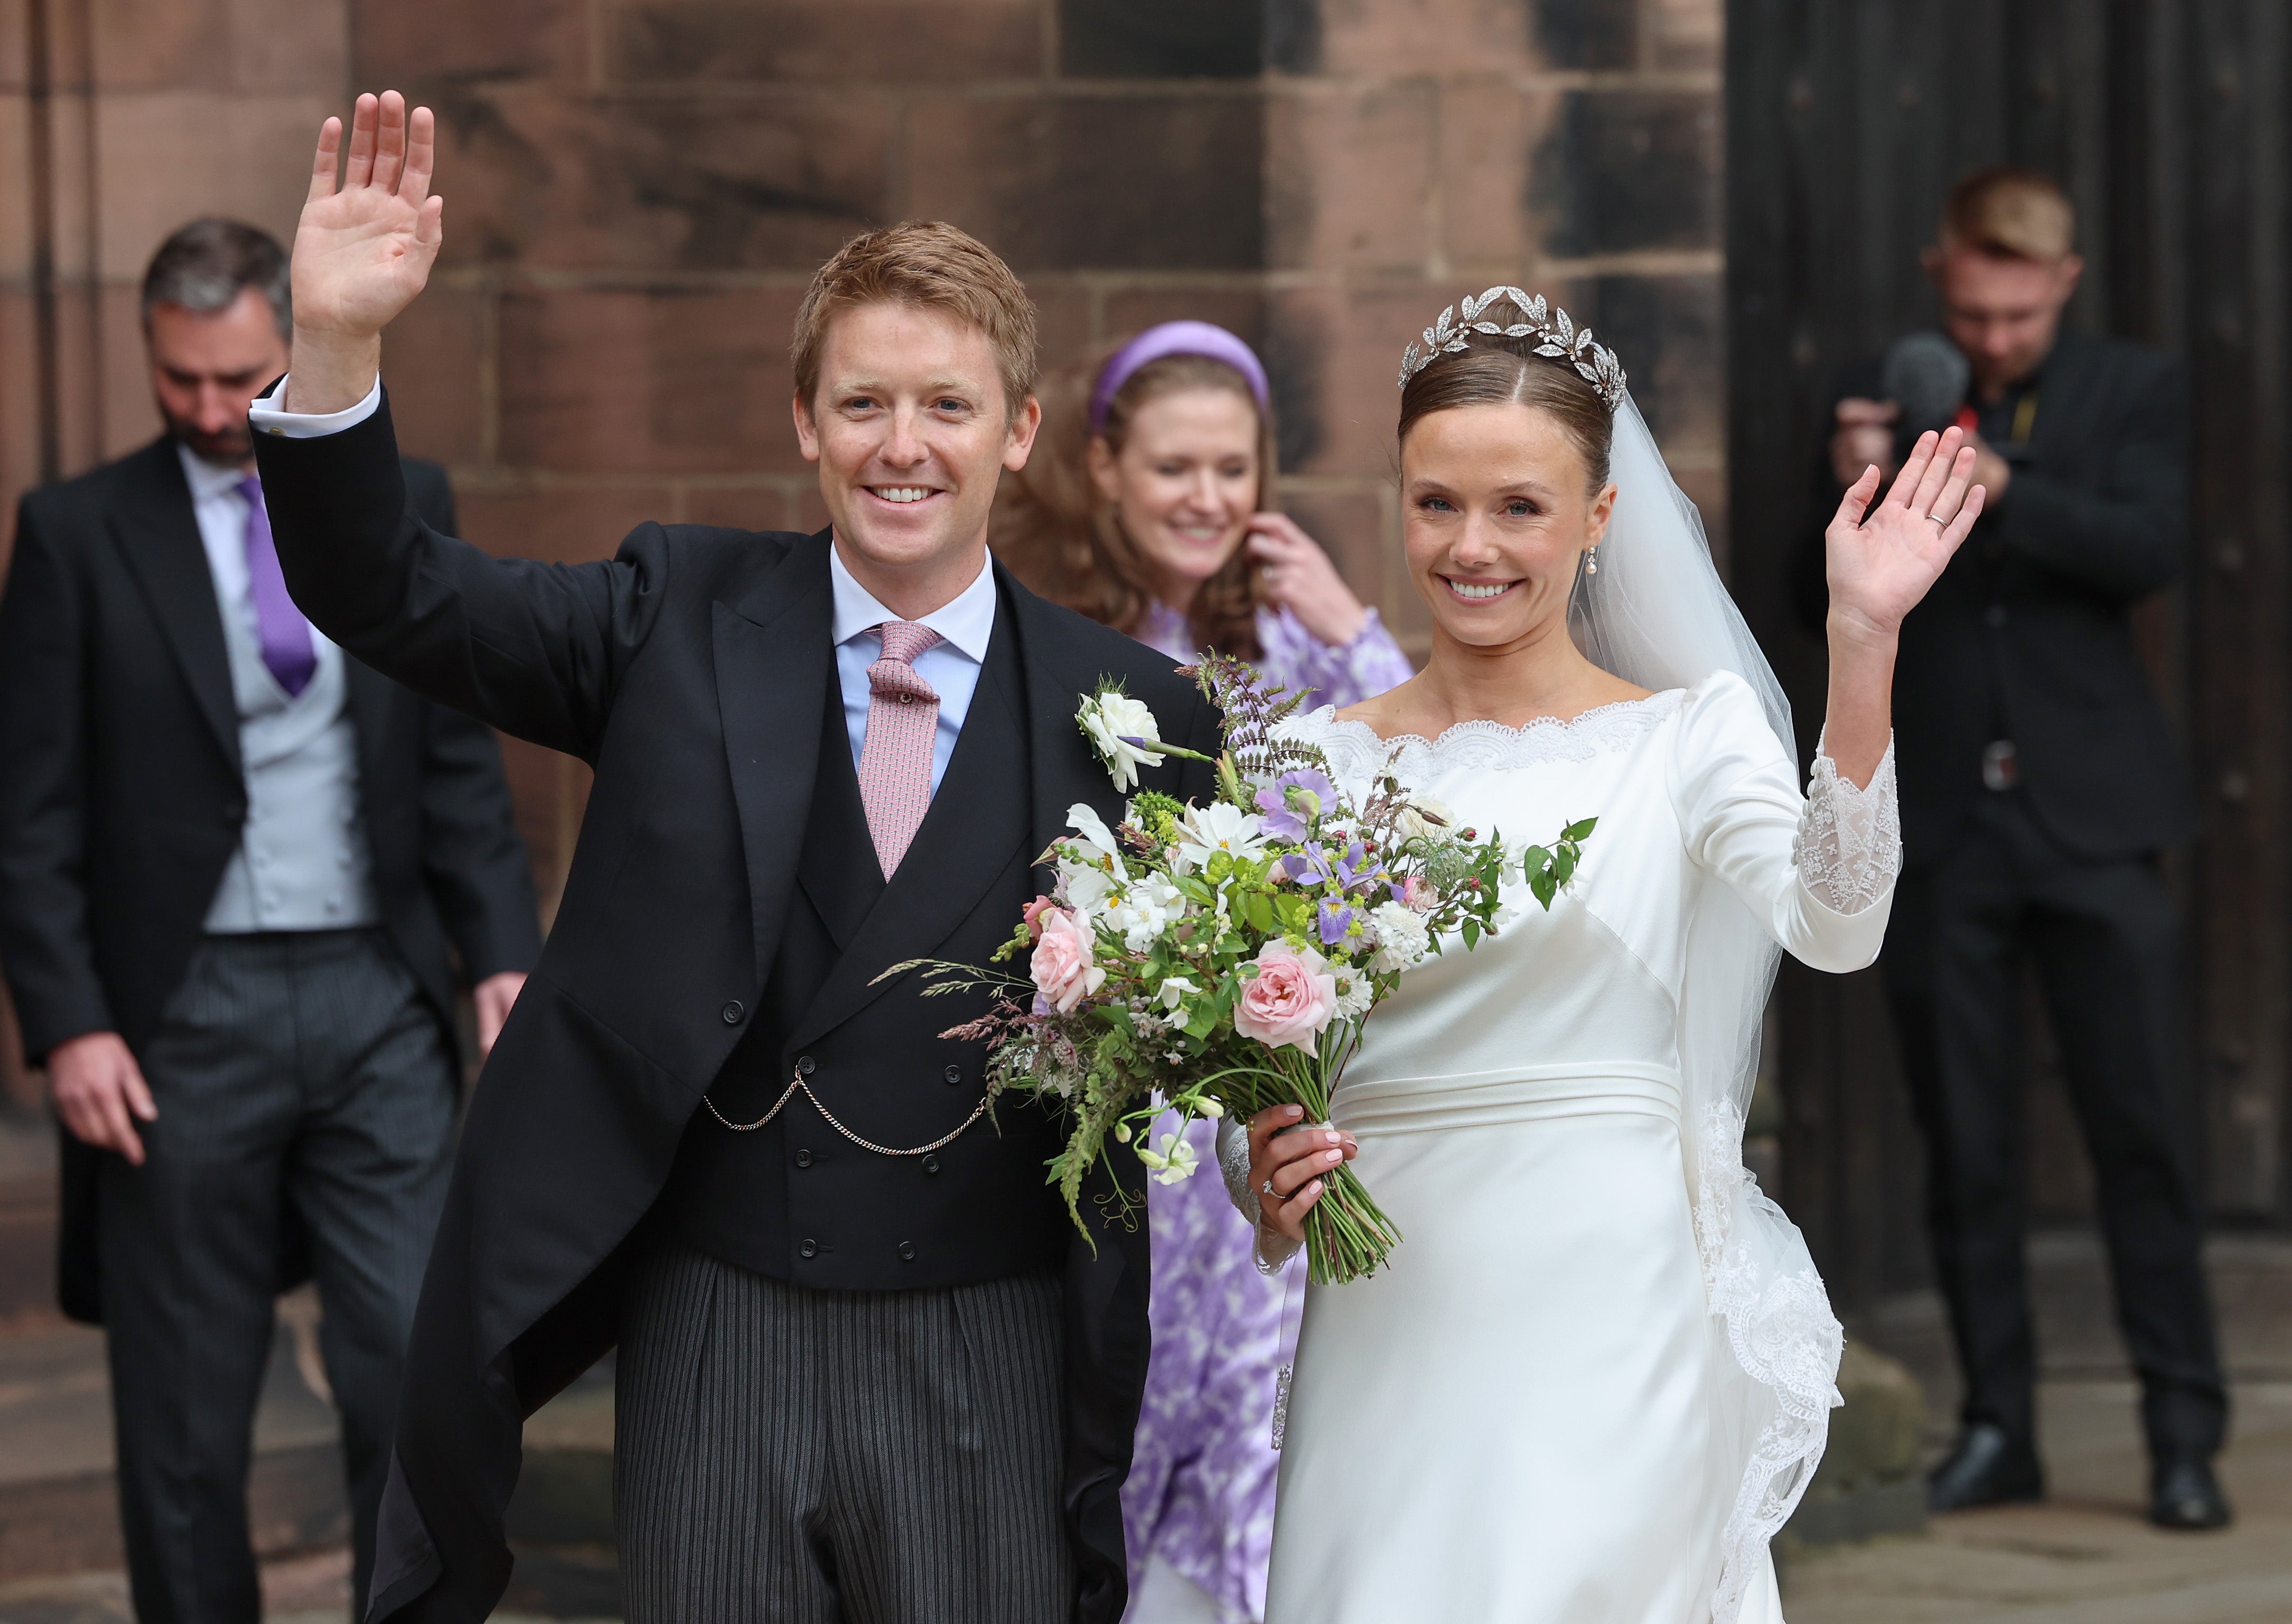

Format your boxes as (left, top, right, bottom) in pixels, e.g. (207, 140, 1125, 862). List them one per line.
(284, 90, 443, 415)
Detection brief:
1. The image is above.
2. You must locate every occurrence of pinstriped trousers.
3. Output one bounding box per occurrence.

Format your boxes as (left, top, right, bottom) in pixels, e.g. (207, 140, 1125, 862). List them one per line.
(615, 1245, 1073, 1623)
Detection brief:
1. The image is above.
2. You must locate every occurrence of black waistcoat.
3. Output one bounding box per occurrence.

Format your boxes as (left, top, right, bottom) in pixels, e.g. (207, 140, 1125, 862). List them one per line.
(667, 610, 1067, 1290)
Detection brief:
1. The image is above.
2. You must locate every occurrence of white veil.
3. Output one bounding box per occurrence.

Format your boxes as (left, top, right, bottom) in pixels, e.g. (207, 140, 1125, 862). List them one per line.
(1574, 396, 1845, 1623)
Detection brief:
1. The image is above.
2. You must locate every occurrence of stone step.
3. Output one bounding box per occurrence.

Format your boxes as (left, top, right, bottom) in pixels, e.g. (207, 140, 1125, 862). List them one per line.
(0, 1441, 349, 1582)
(0, 1309, 618, 1595)
(0, 1176, 57, 1332)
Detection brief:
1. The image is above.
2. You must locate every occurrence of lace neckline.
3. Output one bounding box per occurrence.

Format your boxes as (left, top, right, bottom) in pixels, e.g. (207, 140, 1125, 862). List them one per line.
(1295, 689, 1686, 777)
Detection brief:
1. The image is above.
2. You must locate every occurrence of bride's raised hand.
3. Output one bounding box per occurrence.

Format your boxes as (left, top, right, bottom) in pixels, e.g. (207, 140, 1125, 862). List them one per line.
(286, 91, 443, 412)
(1824, 425, 1983, 645)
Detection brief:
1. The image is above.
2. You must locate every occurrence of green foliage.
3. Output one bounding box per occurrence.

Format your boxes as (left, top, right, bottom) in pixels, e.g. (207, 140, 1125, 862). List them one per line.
(1523, 816, 1597, 909)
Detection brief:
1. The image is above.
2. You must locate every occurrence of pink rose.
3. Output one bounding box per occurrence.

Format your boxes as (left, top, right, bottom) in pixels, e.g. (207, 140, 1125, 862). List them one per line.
(1030, 907, 1105, 1014)
(1401, 875, 1436, 913)
(1233, 942, 1337, 1053)
(1021, 895, 1060, 942)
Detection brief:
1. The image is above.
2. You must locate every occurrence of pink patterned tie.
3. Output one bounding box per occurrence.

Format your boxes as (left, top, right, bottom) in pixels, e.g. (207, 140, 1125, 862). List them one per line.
(857, 621, 943, 877)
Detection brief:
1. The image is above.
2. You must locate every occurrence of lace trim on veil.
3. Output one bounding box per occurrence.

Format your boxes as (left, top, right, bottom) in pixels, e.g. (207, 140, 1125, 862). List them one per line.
(1694, 1099, 1846, 1623)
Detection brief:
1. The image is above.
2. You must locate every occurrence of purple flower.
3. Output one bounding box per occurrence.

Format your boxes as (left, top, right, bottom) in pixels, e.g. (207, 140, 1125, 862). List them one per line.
(1330, 841, 1387, 897)
(1316, 896, 1358, 946)
(1255, 768, 1339, 842)
(1291, 839, 1386, 899)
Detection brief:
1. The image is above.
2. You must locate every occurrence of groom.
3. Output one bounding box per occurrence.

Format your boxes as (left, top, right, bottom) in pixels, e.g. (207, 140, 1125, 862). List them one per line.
(250, 93, 1219, 1622)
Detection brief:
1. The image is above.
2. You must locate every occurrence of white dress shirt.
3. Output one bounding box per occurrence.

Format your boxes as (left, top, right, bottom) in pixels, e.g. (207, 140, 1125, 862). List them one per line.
(830, 544, 996, 795)
(251, 376, 1000, 796)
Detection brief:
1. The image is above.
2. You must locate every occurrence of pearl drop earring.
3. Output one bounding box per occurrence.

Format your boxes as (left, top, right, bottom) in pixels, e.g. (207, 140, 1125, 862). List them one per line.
(1584, 546, 1599, 577)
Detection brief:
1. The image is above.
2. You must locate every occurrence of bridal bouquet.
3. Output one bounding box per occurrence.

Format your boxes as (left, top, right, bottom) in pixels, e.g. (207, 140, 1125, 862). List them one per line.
(891, 657, 1593, 1284)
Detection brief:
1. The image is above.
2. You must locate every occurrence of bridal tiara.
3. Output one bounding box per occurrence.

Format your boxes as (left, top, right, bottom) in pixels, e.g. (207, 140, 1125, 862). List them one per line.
(1398, 287, 1627, 409)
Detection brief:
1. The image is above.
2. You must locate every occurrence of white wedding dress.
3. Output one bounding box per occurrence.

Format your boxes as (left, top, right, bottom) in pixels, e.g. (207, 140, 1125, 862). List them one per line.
(1253, 670, 1900, 1624)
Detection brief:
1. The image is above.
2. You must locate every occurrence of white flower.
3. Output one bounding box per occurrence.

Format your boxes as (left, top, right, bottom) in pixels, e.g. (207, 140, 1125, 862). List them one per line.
(1136, 1129, 1200, 1186)
(1064, 802, 1123, 861)
(1396, 792, 1456, 843)
(1056, 803, 1128, 919)
(1491, 904, 1520, 928)
(1366, 899, 1432, 973)
(1198, 1097, 1225, 1119)
(1078, 691, 1167, 793)
(1108, 875, 1187, 953)
(1176, 801, 1269, 869)
(1330, 965, 1374, 1020)
(1062, 865, 1118, 921)
(1156, 974, 1201, 1010)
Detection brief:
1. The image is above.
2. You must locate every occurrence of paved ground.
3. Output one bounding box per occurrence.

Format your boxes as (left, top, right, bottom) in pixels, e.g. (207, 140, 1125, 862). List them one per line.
(1784, 1232, 2292, 1623)
(1783, 1378, 2292, 1622)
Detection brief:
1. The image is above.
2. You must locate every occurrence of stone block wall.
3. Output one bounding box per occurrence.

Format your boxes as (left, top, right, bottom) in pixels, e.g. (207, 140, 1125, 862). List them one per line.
(3, 0, 1725, 928)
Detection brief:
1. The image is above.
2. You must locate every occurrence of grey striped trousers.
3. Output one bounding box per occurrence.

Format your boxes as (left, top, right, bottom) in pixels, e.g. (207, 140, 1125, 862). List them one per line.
(100, 928, 456, 1624)
(615, 1245, 1074, 1623)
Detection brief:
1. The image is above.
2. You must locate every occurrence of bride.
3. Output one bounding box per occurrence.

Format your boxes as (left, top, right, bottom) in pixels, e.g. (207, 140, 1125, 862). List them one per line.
(1221, 291, 1981, 1622)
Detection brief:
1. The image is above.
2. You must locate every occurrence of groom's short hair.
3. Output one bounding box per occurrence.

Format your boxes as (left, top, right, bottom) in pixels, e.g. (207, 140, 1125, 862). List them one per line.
(792, 221, 1039, 420)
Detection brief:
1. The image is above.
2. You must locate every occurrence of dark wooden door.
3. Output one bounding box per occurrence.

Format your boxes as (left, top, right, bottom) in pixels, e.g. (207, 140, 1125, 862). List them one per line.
(1725, 0, 2292, 1309)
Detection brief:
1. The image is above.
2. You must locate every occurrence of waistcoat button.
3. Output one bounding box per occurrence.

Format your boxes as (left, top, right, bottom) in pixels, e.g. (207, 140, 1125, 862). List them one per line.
(897, 1241, 916, 1261)
(943, 1064, 963, 1086)
(794, 1148, 813, 1169)
(1985, 604, 2008, 629)
(798, 1055, 817, 1076)
(799, 1238, 818, 1259)
(923, 1154, 940, 1176)
(721, 1001, 745, 1024)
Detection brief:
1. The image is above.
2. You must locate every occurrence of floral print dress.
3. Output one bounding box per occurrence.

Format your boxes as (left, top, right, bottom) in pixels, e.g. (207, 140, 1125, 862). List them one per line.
(1120, 600, 1412, 1622)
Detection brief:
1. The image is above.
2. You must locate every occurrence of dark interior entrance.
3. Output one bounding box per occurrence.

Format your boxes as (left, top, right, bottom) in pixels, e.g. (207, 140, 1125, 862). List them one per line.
(1724, 0, 2292, 1309)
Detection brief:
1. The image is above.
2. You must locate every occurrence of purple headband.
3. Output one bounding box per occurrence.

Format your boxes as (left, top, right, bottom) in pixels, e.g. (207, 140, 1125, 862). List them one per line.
(1088, 321, 1271, 432)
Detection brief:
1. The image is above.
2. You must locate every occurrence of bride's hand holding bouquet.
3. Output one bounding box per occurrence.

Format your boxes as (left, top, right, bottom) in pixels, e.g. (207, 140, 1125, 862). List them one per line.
(891, 655, 1595, 1284)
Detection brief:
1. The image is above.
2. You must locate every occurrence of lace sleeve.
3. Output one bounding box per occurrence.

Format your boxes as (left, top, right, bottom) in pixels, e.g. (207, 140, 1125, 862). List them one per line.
(1217, 1116, 1254, 1214)
(1216, 1115, 1304, 1273)
(1794, 736, 1902, 917)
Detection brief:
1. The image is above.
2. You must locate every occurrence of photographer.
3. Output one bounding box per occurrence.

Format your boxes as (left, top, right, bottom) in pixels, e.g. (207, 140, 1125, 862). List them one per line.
(1797, 168, 2229, 1529)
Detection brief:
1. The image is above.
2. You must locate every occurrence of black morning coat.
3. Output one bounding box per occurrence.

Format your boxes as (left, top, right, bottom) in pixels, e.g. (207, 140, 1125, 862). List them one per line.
(0, 437, 542, 1324)
(1793, 328, 2195, 867)
(248, 390, 1224, 1624)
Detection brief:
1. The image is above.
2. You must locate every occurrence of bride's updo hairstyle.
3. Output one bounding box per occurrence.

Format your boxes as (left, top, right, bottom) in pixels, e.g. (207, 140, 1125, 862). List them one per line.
(1397, 292, 1616, 496)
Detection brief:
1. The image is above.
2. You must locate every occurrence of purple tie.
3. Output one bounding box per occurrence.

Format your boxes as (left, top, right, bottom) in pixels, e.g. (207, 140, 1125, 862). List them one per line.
(236, 475, 315, 697)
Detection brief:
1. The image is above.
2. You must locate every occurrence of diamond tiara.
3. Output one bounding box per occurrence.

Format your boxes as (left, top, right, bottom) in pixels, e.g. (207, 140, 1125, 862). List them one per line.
(1398, 287, 1627, 409)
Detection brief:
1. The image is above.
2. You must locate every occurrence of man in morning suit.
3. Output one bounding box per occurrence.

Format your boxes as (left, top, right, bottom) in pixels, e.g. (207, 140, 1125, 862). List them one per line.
(0, 218, 541, 1620)
(1798, 168, 2229, 1529)
(250, 93, 1221, 1622)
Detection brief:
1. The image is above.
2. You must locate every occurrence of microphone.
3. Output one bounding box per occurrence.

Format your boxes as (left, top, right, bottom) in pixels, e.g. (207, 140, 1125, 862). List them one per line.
(1882, 332, 1970, 456)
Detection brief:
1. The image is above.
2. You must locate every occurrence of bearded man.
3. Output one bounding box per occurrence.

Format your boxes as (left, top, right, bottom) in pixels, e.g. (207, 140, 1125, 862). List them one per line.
(0, 215, 538, 1620)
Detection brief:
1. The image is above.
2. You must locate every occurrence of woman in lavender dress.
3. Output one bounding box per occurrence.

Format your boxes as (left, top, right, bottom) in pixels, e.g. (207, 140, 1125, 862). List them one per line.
(994, 323, 1411, 1623)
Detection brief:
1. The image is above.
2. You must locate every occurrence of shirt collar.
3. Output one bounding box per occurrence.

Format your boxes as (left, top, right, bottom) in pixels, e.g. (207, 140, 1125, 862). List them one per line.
(176, 441, 256, 504)
(828, 541, 997, 662)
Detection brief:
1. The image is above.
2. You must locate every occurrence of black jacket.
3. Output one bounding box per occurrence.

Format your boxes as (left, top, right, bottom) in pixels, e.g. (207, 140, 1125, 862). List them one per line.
(1794, 330, 2194, 866)
(669, 601, 1075, 1291)
(250, 393, 1222, 1624)
(0, 436, 543, 1321)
